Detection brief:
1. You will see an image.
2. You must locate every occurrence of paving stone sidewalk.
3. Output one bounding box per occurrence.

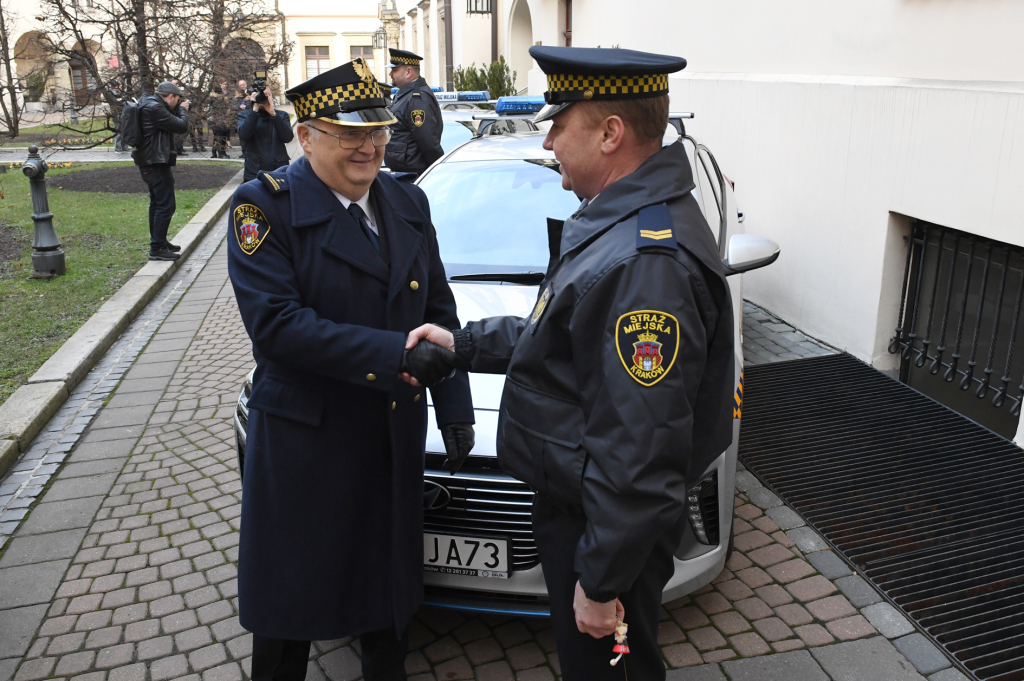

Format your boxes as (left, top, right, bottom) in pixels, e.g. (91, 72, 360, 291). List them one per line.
(0, 235, 967, 681)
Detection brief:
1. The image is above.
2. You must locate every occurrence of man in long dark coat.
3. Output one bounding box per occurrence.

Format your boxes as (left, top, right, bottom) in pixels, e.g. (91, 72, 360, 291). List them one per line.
(228, 58, 475, 681)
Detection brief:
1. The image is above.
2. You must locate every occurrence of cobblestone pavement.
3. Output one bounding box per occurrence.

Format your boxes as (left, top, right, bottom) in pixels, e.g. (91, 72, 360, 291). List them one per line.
(0, 237, 968, 681)
(742, 302, 836, 366)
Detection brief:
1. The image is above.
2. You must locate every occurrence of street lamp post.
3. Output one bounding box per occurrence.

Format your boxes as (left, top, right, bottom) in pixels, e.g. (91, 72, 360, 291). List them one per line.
(22, 145, 66, 279)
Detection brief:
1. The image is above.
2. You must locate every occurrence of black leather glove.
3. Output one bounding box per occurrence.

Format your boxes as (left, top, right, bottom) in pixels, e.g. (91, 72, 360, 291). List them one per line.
(401, 340, 458, 387)
(441, 423, 475, 475)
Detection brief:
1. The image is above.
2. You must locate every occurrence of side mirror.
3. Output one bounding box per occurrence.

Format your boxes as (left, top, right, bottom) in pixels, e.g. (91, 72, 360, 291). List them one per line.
(723, 234, 780, 276)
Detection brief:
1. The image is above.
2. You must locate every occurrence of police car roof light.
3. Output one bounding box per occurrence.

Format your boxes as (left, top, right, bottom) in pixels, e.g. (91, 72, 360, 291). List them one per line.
(495, 96, 545, 114)
(458, 91, 490, 101)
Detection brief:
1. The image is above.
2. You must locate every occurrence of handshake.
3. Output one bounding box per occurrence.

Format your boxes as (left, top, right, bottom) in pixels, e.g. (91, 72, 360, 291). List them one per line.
(400, 324, 474, 475)
(399, 323, 467, 388)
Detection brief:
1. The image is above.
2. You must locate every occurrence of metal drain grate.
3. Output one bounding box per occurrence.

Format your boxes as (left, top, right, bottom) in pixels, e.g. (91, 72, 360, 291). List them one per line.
(740, 353, 1024, 681)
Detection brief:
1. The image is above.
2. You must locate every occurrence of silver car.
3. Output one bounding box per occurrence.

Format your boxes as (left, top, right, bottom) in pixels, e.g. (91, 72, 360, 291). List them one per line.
(235, 119, 779, 616)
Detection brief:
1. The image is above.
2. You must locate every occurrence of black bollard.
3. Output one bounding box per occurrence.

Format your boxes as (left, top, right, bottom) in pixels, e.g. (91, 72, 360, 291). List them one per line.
(22, 144, 66, 278)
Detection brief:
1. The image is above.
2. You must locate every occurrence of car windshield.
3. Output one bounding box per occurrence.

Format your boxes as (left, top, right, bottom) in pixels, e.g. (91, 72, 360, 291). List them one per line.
(440, 120, 475, 152)
(418, 159, 582, 271)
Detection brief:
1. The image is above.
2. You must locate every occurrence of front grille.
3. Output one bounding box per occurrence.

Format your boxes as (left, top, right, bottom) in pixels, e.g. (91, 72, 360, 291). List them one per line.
(740, 353, 1024, 681)
(424, 471, 538, 571)
(236, 404, 248, 430)
(698, 472, 720, 545)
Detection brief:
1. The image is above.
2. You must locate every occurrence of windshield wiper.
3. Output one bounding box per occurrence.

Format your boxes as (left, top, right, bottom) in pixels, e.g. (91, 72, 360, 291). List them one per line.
(449, 272, 545, 285)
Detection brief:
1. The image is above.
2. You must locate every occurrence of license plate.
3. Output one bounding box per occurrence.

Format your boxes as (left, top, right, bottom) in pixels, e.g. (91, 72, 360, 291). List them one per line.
(423, 533, 509, 579)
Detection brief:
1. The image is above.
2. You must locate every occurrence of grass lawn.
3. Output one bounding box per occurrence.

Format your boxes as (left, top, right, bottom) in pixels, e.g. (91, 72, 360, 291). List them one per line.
(0, 161, 228, 405)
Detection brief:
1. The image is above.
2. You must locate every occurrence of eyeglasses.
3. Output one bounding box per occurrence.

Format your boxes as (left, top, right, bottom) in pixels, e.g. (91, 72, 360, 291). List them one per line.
(306, 124, 392, 149)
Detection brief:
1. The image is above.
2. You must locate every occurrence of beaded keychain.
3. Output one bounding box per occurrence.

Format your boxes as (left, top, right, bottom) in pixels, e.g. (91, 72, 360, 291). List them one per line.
(610, 619, 630, 667)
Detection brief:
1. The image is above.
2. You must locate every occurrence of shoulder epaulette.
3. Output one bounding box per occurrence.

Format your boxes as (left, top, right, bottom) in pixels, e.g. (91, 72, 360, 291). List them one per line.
(412, 91, 422, 97)
(389, 171, 418, 184)
(257, 169, 289, 194)
(636, 203, 678, 250)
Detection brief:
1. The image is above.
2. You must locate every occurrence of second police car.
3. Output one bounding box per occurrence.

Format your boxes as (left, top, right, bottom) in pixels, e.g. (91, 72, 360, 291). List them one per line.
(235, 96, 779, 615)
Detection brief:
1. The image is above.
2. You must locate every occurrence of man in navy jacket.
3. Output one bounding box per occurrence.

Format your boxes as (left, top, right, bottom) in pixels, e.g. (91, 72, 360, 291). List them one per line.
(227, 59, 474, 681)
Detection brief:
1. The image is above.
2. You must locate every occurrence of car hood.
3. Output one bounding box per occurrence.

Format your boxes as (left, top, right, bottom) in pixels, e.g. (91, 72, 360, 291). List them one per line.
(425, 281, 538, 457)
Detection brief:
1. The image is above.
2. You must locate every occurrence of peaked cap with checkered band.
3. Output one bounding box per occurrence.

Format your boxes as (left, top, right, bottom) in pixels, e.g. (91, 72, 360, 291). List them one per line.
(528, 46, 686, 123)
(285, 58, 397, 126)
(387, 48, 423, 69)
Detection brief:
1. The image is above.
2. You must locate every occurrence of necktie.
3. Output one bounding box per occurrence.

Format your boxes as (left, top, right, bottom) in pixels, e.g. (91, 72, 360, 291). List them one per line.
(347, 203, 380, 254)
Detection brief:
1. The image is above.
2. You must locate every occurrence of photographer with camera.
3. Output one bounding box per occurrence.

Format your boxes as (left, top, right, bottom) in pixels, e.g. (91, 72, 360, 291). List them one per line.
(132, 81, 190, 261)
(237, 73, 293, 182)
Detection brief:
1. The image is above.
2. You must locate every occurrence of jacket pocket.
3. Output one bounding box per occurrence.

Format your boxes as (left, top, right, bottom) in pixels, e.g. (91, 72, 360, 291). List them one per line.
(248, 376, 325, 427)
(498, 378, 586, 505)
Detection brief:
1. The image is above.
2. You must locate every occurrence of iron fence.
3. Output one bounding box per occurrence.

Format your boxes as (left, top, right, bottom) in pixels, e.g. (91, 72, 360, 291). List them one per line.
(889, 222, 1023, 437)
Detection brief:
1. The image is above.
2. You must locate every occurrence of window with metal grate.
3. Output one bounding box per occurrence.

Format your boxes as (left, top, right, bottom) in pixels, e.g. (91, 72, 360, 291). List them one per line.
(890, 221, 1023, 438)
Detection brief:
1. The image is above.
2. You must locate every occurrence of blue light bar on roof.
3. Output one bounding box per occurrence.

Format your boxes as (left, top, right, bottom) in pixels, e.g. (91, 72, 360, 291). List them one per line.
(431, 86, 444, 92)
(495, 96, 545, 114)
(458, 91, 490, 101)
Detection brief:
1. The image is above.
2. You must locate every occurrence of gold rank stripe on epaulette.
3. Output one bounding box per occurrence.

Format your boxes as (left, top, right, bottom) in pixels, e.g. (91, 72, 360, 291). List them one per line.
(636, 204, 678, 250)
(639, 229, 673, 240)
(294, 82, 381, 119)
(546, 73, 668, 98)
(258, 171, 288, 193)
(391, 55, 420, 65)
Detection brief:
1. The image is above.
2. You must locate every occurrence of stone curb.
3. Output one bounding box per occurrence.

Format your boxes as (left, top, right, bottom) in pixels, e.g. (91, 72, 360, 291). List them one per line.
(0, 168, 243, 476)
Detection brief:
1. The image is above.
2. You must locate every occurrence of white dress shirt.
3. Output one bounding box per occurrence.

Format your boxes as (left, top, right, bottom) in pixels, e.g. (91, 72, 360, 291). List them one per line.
(331, 189, 379, 235)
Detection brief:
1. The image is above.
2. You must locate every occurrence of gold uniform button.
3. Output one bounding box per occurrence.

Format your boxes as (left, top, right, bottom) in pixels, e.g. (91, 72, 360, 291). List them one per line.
(413, 394, 421, 402)
(391, 401, 397, 410)
(409, 281, 419, 291)
(366, 373, 376, 381)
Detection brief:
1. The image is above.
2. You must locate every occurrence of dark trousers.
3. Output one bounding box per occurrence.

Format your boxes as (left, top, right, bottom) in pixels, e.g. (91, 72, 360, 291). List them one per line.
(251, 629, 408, 681)
(212, 127, 230, 156)
(139, 164, 176, 249)
(533, 495, 676, 681)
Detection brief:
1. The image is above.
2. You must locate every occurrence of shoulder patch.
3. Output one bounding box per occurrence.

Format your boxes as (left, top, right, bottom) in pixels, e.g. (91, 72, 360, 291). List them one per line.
(411, 109, 426, 127)
(636, 203, 678, 250)
(233, 204, 271, 255)
(616, 310, 680, 386)
(257, 170, 289, 194)
(529, 285, 553, 334)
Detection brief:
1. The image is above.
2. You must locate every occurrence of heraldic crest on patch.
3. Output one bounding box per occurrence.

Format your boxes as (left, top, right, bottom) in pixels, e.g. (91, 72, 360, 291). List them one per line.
(411, 109, 425, 127)
(233, 204, 270, 256)
(616, 310, 680, 386)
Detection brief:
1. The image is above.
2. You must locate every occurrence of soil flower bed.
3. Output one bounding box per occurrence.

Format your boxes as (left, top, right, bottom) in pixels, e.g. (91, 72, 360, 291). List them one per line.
(0, 161, 238, 405)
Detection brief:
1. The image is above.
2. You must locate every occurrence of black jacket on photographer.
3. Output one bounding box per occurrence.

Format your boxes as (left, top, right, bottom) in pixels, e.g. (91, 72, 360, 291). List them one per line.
(238, 106, 293, 181)
(132, 94, 189, 166)
(384, 77, 443, 175)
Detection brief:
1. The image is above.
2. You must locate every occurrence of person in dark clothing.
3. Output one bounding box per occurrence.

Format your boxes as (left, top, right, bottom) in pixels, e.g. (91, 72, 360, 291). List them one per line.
(186, 88, 206, 153)
(132, 81, 190, 261)
(405, 46, 736, 681)
(209, 82, 232, 158)
(384, 49, 443, 176)
(234, 80, 249, 154)
(237, 82, 293, 181)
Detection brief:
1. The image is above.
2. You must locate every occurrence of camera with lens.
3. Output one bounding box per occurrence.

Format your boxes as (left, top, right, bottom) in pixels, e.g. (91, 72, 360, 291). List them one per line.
(247, 69, 269, 104)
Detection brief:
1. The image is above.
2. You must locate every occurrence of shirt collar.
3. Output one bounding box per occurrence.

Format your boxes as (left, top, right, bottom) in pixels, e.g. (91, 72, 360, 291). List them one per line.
(330, 189, 376, 227)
